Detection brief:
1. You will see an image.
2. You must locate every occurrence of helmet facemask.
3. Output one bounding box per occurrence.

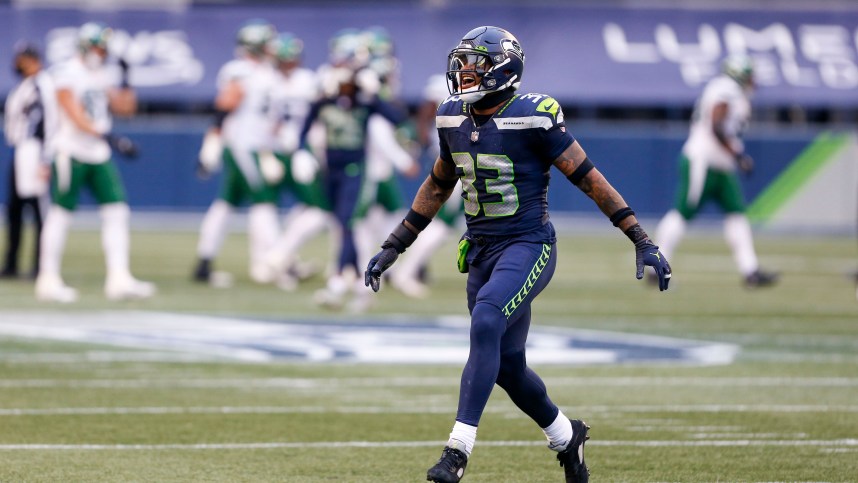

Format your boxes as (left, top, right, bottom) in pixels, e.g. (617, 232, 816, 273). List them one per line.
(446, 27, 524, 104)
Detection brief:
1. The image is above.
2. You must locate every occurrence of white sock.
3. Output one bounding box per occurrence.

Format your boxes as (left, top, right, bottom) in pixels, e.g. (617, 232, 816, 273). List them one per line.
(39, 205, 73, 278)
(654, 209, 686, 261)
(447, 421, 477, 457)
(268, 206, 329, 270)
(392, 221, 449, 281)
(100, 203, 131, 281)
(248, 203, 280, 274)
(543, 410, 574, 452)
(724, 213, 759, 276)
(352, 217, 374, 270)
(197, 200, 233, 259)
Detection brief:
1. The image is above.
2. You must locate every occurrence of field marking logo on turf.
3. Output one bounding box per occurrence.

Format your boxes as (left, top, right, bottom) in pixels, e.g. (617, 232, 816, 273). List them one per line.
(0, 311, 737, 365)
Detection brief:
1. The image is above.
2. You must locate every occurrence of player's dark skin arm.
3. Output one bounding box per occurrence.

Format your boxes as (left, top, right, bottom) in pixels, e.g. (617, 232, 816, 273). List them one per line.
(403, 157, 458, 232)
(552, 141, 642, 233)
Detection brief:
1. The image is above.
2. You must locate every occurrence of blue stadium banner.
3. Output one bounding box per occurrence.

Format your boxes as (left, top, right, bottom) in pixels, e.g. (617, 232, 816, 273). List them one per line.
(1, 4, 857, 106)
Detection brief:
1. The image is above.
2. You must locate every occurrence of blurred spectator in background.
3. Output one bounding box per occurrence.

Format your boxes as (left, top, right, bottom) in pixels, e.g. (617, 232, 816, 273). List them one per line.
(654, 54, 779, 288)
(36, 21, 154, 302)
(192, 19, 280, 287)
(261, 31, 332, 291)
(302, 28, 407, 310)
(2, 42, 56, 280)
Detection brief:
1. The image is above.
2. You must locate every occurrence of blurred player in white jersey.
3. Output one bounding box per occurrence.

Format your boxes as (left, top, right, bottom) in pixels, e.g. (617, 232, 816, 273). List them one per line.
(302, 29, 406, 310)
(654, 54, 778, 288)
(388, 74, 464, 298)
(351, 28, 420, 308)
(36, 22, 154, 302)
(3, 42, 57, 280)
(193, 20, 280, 286)
(262, 32, 332, 291)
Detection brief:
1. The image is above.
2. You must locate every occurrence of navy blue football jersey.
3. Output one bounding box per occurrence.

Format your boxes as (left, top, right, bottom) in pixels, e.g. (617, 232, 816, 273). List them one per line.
(436, 93, 575, 236)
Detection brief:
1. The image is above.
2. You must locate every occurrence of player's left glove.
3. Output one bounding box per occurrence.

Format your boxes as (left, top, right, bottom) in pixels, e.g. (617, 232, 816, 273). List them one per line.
(105, 134, 139, 160)
(635, 239, 671, 291)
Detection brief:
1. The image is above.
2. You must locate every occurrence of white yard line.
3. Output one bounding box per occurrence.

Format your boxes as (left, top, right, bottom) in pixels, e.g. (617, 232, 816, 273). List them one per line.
(0, 439, 856, 451)
(2, 376, 858, 389)
(2, 404, 858, 416)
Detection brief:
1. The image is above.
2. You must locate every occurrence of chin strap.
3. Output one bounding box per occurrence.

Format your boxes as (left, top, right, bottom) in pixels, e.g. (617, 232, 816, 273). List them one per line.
(471, 88, 515, 110)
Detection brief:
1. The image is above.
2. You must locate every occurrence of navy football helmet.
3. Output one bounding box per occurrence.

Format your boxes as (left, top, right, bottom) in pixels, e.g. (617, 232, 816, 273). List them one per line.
(447, 26, 524, 103)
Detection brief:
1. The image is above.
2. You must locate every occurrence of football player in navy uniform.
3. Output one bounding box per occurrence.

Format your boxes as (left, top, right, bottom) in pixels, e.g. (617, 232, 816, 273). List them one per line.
(364, 26, 672, 483)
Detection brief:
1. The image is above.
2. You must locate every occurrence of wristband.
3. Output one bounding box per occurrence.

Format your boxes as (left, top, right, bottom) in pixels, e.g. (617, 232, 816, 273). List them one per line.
(383, 222, 419, 254)
(624, 223, 649, 245)
(609, 207, 635, 227)
(404, 209, 432, 231)
(213, 110, 228, 129)
(566, 157, 594, 185)
(430, 169, 458, 190)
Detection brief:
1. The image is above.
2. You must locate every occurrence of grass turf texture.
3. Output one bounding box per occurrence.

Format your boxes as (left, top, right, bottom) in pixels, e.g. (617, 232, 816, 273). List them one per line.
(0, 226, 856, 482)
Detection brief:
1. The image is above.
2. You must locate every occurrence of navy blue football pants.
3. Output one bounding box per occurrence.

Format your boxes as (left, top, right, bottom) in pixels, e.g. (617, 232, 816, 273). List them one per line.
(323, 164, 362, 272)
(456, 237, 560, 428)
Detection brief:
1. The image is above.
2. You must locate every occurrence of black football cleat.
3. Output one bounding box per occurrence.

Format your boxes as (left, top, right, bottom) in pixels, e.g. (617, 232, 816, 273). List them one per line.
(192, 258, 211, 283)
(427, 446, 468, 483)
(557, 419, 590, 483)
(744, 269, 779, 288)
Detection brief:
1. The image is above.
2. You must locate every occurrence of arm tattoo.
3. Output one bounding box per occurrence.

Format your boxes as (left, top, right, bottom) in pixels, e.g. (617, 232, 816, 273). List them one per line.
(553, 141, 637, 229)
(577, 170, 629, 219)
(411, 159, 456, 219)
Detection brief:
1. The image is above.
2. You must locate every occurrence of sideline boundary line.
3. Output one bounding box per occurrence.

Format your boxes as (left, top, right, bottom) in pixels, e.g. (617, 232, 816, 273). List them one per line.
(0, 439, 856, 451)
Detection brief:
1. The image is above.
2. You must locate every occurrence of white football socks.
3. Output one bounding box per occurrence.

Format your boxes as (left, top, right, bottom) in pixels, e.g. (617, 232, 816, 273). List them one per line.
(38, 205, 72, 278)
(197, 199, 232, 259)
(267, 206, 329, 270)
(248, 203, 280, 279)
(724, 213, 759, 276)
(448, 421, 477, 457)
(543, 410, 574, 452)
(100, 203, 131, 280)
(654, 209, 686, 262)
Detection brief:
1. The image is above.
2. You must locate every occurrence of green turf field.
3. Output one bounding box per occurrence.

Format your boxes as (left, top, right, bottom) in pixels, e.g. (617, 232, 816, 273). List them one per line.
(0, 225, 856, 482)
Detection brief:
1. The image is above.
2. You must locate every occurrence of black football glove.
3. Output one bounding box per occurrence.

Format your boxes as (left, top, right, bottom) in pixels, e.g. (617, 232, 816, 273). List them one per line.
(106, 134, 139, 160)
(364, 243, 400, 292)
(118, 58, 131, 88)
(635, 239, 671, 291)
(736, 153, 754, 175)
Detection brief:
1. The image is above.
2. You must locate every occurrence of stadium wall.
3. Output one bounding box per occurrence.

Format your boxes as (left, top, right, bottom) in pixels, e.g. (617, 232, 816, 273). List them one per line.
(0, 121, 823, 219)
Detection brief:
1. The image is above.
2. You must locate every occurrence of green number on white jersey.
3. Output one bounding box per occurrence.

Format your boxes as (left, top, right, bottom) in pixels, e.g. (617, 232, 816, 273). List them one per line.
(452, 152, 519, 217)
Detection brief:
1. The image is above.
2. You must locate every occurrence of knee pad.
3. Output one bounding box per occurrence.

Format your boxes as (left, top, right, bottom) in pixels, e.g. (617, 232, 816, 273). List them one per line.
(470, 303, 505, 342)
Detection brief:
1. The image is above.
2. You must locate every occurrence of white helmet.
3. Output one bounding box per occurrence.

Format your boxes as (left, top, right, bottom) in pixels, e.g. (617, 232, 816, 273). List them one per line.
(722, 54, 754, 88)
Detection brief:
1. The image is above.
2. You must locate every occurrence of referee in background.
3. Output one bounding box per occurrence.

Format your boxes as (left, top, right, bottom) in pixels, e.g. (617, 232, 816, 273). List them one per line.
(2, 42, 56, 279)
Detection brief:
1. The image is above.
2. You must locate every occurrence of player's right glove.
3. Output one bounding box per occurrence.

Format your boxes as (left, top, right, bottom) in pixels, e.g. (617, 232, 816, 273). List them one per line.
(105, 134, 139, 160)
(635, 239, 672, 291)
(736, 153, 754, 175)
(365, 218, 424, 292)
(364, 243, 400, 293)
